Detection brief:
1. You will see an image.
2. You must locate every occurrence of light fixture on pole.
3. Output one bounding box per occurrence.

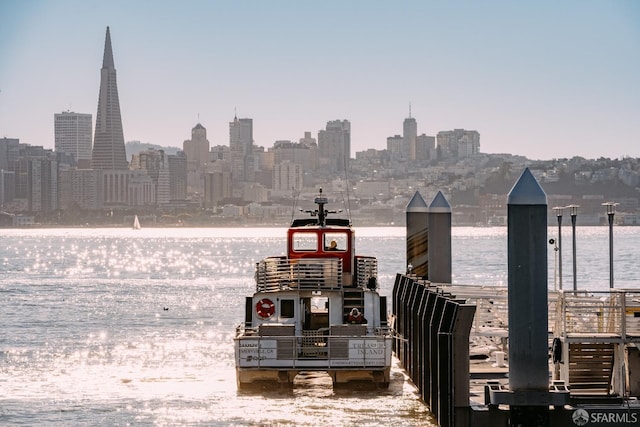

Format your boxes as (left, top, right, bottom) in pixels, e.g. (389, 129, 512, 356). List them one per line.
(568, 205, 579, 291)
(602, 202, 618, 289)
(553, 206, 564, 290)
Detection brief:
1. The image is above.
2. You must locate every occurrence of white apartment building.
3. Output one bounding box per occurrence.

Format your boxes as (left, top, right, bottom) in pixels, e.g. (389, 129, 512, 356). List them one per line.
(273, 161, 303, 193)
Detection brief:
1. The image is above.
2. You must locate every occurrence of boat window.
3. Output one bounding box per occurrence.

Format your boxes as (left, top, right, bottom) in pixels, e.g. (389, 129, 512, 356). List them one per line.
(323, 232, 347, 252)
(280, 300, 295, 318)
(292, 232, 317, 252)
(310, 297, 328, 313)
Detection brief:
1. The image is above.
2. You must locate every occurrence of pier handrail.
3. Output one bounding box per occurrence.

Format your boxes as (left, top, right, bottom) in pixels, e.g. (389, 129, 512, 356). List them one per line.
(555, 289, 640, 339)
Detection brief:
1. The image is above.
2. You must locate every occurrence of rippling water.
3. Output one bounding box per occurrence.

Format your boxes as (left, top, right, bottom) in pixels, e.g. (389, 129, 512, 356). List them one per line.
(1, 226, 638, 425)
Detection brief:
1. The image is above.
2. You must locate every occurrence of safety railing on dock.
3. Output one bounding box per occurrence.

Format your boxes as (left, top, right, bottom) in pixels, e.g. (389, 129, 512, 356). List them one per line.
(255, 257, 343, 292)
(554, 290, 640, 339)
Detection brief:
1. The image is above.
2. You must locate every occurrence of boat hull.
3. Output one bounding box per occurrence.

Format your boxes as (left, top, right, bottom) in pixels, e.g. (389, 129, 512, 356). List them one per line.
(234, 334, 392, 388)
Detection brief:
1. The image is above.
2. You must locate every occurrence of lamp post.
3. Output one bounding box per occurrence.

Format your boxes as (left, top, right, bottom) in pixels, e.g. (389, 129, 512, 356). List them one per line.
(568, 205, 579, 291)
(554, 206, 564, 290)
(602, 202, 617, 289)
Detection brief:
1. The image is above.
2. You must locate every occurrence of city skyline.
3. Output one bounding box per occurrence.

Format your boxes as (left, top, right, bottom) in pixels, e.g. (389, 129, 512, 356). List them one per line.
(1, 1, 639, 160)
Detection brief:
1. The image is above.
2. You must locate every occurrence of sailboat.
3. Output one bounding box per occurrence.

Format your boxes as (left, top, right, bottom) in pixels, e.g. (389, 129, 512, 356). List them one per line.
(132, 215, 141, 230)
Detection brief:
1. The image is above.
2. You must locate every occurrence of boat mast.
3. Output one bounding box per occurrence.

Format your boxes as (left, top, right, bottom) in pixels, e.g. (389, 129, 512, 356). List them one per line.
(315, 188, 329, 227)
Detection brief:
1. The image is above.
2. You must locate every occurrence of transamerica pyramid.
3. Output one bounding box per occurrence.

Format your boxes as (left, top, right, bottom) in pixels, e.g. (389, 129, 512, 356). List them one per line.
(91, 26, 128, 170)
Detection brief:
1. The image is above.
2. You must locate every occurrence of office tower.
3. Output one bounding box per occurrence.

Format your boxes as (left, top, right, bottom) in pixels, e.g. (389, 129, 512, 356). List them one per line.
(318, 120, 350, 173)
(0, 137, 21, 171)
(0, 170, 15, 207)
(131, 149, 170, 205)
(91, 27, 128, 170)
(168, 151, 187, 201)
(183, 123, 210, 195)
(183, 123, 210, 169)
(204, 170, 231, 208)
(403, 116, 417, 161)
(229, 116, 254, 181)
(28, 158, 58, 212)
(58, 167, 103, 210)
(55, 111, 93, 168)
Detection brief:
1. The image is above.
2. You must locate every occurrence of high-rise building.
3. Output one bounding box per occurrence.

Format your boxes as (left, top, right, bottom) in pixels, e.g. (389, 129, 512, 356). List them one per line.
(403, 116, 417, 161)
(91, 27, 128, 170)
(0, 170, 15, 207)
(183, 123, 210, 195)
(273, 160, 303, 193)
(168, 151, 187, 201)
(55, 111, 93, 168)
(183, 123, 210, 169)
(131, 148, 170, 206)
(0, 137, 21, 171)
(204, 170, 231, 208)
(58, 167, 103, 210)
(318, 120, 350, 173)
(28, 158, 58, 212)
(229, 116, 254, 182)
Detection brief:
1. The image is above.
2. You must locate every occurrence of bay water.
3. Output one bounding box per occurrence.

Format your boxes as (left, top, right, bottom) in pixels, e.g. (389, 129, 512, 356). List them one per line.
(1, 226, 638, 426)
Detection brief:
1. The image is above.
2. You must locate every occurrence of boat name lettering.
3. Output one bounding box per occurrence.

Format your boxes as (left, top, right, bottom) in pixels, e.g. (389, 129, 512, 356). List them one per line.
(351, 342, 383, 349)
(357, 348, 384, 355)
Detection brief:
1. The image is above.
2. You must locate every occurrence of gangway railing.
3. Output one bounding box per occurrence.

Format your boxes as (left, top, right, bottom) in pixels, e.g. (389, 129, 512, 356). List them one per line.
(554, 290, 640, 339)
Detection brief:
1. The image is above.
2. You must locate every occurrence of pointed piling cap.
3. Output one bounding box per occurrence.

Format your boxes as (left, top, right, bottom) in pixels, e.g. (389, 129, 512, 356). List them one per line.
(406, 191, 428, 212)
(102, 26, 115, 69)
(428, 190, 451, 213)
(507, 167, 547, 205)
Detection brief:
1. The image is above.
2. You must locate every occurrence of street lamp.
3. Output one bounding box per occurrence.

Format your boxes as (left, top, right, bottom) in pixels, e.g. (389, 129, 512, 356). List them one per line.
(568, 205, 579, 291)
(553, 206, 564, 290)
(602, 202, 618, 289)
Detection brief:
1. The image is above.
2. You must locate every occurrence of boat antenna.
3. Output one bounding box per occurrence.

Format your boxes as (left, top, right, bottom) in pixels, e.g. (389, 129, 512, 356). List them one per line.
(290, 187, 300, 224)
(343, 152, 352, 224)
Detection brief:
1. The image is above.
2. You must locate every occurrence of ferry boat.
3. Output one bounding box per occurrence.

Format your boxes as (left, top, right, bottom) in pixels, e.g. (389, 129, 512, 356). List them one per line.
(234, 189, 392, 389)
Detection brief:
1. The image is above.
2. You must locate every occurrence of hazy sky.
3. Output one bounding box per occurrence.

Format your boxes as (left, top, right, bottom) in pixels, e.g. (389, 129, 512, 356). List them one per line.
(1, 0, 638, 160)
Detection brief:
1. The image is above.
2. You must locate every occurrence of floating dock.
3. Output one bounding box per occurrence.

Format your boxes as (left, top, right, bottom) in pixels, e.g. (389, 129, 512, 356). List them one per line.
(395, 168, 640, 427)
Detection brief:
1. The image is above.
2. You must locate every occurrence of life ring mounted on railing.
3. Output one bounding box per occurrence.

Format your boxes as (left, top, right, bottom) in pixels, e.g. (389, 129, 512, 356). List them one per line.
(256, 298, 275, 319)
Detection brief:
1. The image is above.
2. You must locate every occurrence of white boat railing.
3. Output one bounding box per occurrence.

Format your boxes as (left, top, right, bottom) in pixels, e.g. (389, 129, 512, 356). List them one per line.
(355, 256, 378, 290)
(255, 257, 343, 292)
(235, 325, 392, 367)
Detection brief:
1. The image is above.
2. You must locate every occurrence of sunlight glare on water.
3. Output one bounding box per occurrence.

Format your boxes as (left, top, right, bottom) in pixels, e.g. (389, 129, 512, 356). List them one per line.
(0, 227, 438, 426)
(2, 225, 639, 425)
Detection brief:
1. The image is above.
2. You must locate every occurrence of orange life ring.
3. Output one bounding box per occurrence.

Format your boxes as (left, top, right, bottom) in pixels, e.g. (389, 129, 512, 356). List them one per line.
(256, 298, 275, 318)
